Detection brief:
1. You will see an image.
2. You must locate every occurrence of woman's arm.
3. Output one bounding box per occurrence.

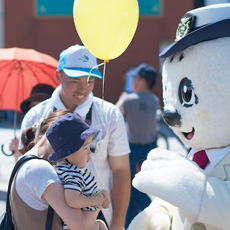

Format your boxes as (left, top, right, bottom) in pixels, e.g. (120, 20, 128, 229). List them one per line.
(43, 183, 101, 230)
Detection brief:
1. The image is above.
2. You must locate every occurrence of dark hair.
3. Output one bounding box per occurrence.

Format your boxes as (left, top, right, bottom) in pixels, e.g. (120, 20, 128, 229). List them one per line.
(21, 109, 74, 153)
(135, 64, 158, 90)
(141, 77, 156, 90)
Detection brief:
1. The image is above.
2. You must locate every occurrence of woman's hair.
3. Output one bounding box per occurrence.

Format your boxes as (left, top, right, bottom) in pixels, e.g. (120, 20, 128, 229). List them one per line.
(21, 109, 74, 153)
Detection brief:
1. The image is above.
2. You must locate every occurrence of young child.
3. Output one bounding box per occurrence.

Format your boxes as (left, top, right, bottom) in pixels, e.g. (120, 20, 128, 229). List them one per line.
(46, 113, 110, 230)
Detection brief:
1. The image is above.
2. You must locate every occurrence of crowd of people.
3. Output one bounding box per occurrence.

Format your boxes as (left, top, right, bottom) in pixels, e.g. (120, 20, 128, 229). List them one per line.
(4, 44, 160, 230)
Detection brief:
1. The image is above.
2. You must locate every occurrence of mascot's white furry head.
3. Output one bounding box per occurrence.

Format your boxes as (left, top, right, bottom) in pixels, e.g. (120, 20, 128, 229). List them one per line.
(160, 4, 230, 150)
(127, 4, 230, 230)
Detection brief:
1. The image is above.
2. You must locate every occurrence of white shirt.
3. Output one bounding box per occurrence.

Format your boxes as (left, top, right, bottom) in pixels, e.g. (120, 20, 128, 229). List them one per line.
(18, 85, 130, 227)
(16, 158, 62, 210)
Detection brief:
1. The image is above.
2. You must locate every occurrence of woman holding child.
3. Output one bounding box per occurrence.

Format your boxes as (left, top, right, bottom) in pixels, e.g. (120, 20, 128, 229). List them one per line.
(10, 109, 109, 230)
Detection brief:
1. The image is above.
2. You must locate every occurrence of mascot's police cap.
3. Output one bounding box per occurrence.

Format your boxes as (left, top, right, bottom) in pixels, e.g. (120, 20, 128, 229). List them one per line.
(159, 3, 230, 58)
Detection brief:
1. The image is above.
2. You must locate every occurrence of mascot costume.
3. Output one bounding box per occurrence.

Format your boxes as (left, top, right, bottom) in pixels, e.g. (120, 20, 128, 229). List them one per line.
(127, 4, 230, 230)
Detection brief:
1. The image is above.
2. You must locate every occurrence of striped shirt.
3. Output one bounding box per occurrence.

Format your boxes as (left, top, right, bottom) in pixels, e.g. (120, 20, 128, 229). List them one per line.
(55, 161, 98, 211)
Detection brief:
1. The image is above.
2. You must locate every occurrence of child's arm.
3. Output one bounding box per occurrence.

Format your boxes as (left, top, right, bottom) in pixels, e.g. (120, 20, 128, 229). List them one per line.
(64, 189, 104, 209)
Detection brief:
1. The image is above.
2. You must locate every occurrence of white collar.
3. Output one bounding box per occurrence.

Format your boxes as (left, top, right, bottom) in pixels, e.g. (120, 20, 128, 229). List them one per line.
(50, 85, 94, 119)
(188, 146, 230, 168)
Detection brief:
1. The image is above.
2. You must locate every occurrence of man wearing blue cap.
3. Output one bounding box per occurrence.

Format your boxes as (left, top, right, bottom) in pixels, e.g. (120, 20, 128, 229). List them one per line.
(116, 63, 160, 228)
(18, 44, 131, 230)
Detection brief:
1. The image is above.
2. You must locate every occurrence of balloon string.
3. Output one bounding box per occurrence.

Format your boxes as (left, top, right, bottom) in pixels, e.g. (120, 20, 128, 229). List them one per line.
(87, 61, 107, 190)
(97, 62, 106, 189)
(87, 62, 106, 84)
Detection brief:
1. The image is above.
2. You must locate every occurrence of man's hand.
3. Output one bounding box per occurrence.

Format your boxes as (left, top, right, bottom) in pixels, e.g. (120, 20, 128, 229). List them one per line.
(9, 137, 19, 152)
(100, 190, 110, 209)
(115, 91, 128, 115)
(9, 137, 22, 162)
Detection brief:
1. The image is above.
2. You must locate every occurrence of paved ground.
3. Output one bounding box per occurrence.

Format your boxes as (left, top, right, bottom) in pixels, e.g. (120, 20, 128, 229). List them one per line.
(0, 122, 188, 216)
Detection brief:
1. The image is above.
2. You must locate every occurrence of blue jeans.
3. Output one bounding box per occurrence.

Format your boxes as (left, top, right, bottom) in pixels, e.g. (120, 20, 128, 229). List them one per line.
(125, 142, 156, 229)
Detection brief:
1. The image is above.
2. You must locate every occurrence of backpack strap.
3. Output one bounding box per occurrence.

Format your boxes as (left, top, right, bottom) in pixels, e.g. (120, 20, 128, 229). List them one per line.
(45, 205, 54, 230)
(6, 155, 41, 216)
(6, 154, 54, 230)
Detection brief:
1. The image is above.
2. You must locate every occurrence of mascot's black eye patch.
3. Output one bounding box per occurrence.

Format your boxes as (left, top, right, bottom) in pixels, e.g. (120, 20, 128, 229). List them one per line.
(178, 77, 199, 107)
(195, 95, 198, 104)
(179, 54, 184, 61)
(170, 55, 174, 62)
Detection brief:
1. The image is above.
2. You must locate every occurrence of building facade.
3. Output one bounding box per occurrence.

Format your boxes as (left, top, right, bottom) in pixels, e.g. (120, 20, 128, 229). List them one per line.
(3, 0, 227, 105)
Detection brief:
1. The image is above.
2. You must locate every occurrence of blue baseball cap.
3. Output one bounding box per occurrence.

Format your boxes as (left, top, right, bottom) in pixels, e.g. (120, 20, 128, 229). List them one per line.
(160, 4, 230, 58)
(58, 44, 103, 79)
(47, 113, 100, 162)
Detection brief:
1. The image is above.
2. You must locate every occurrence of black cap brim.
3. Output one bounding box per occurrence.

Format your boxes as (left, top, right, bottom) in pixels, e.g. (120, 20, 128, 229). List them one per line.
(159, 19, 230, 58)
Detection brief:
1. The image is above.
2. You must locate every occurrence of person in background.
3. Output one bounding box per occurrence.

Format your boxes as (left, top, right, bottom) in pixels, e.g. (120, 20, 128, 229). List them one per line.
(46, 113, 110, 230)
(12, 109, 107, 230)
(9, 83, 55, 162)
(124, 68, 136, 94)
(116, 63, 161, 229)
(20, 84, 55, 115)
(18, 44, 131, 230)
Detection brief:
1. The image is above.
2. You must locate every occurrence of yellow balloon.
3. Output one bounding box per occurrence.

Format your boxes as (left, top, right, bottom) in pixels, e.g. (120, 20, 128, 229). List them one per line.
(73, 0, 139, 61)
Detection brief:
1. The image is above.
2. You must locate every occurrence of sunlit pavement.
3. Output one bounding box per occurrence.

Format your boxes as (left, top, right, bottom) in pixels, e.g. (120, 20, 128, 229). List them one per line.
(0, 124, 188, 216)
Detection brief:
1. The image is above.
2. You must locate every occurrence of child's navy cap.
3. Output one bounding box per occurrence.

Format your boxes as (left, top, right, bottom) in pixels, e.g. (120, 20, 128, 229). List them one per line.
(160, 4, 230, 58)
(47, 113, 100, 162)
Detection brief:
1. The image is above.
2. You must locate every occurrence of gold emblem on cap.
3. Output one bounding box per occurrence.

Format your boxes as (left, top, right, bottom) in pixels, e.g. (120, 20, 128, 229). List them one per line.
(190, 222, 206, 230)
(175, 16, 192, 42)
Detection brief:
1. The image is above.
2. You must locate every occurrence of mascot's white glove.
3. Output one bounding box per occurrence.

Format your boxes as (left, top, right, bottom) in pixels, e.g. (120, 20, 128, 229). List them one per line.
(133, 148, 207, 218)
(127, 200, 172, 230)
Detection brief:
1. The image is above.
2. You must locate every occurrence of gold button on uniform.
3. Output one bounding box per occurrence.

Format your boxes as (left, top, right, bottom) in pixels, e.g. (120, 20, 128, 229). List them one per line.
(190, 222, 206, 230)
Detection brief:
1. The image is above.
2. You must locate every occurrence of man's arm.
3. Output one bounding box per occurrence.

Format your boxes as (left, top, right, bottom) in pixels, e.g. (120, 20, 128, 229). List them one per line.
(109, 154, 131, 230)
(115, 92, 127, 115)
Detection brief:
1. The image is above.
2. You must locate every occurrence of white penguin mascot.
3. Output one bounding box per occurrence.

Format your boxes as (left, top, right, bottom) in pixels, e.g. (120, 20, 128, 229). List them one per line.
(127, 4, 230, 230)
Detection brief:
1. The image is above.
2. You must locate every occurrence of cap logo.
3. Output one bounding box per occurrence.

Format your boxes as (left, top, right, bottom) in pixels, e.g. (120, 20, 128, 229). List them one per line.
(175, 14, 196, 42)
(175, 16, 192, 42)
(78, 53, 89, 62)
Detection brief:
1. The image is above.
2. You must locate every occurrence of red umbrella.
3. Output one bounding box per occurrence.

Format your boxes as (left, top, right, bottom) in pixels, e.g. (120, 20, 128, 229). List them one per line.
(0, 47, 59, 112)
(0, 47, 59, 155)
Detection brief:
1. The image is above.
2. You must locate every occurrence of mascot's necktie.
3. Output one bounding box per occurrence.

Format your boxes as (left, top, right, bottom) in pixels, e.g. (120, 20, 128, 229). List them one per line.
(192, 150, 209, 169)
